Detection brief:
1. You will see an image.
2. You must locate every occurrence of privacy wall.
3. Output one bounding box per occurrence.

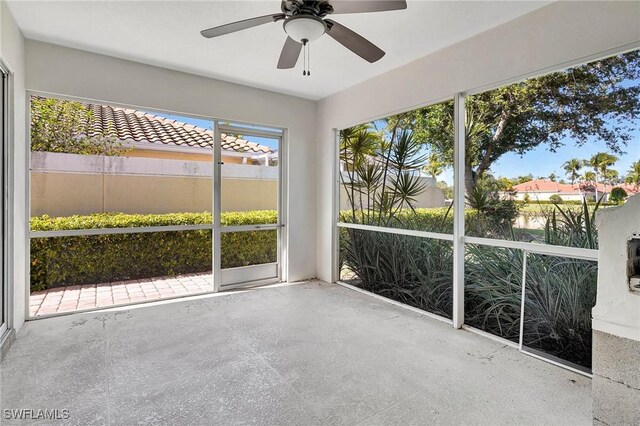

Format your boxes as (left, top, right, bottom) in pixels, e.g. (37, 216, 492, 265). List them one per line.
(31, 152, 278, 216)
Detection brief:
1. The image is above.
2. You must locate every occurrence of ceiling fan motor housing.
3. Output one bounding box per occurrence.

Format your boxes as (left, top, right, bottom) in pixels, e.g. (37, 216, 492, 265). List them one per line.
(281, 0, 334, 18)
(284, 15, 327, 43)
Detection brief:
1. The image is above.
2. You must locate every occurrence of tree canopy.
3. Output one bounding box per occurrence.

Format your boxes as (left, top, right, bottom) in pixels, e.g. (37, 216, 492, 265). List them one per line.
(626, 160, 640, 189)
(31, 97, 125, 156)
(390, 50, 640, 193)
(563, 159, 583, 184)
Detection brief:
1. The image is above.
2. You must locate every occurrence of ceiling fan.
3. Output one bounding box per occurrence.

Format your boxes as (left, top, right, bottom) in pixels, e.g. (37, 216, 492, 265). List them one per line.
(200, 0, 407, 74)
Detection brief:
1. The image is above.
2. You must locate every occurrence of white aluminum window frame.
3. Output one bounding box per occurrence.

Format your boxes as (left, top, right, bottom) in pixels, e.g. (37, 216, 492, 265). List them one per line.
(0, 60, 10, 340)
(26, 91, 287, 319)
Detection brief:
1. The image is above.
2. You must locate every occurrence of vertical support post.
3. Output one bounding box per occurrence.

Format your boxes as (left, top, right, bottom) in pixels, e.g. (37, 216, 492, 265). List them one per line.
(518, 251, 528, 350)
(212, 121, 222, 293)
(278, 131, 287, 283)
(452, 93, 466, 328)
(332, 129, 340, 283)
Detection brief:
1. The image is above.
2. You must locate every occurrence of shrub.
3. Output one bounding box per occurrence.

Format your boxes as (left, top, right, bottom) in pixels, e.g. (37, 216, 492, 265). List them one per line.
(516, 199, 616, 206)
(543, 198, 599, 249)
(465, 245, 524, 343)
(341, 228, 453, 319)
(610, 187, 628, 204)
(549, 194, 563, 204)
(464, 244, 597, 368)
(465, 181, 521, 238)
(340, 198, 600, 369)
(30, 211, 278, 291)
(521, 254, 597, 368)
(340, 206, 479, 235)
(30, 97, 127, 156)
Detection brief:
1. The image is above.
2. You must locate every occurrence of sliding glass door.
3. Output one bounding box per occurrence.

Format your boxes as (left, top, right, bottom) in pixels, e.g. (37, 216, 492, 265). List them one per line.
(217, 124, 283, 286)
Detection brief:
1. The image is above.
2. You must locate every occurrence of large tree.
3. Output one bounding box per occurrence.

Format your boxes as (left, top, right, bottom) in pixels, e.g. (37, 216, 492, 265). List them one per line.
(31, 97, 125, 156)
(423, 151, 444, 178)
(589, 152, 619, 199)
(563, 158, 583, 185)
(393, 50, 640, 194)
(625, 160, 640, 189)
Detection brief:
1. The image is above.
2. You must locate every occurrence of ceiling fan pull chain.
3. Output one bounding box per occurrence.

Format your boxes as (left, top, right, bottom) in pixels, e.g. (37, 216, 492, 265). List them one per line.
(302, 39, 308, 76)
(308, 42, 311, 76)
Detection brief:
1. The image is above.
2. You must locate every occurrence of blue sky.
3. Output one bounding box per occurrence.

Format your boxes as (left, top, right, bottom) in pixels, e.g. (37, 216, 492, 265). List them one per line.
(370, 119, 639, 186)
(152, 112, 280, 150)
(436, 130, 640, 186)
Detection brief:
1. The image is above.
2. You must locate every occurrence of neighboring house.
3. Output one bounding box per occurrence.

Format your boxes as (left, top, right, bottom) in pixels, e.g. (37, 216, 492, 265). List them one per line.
(83, 101, 277, 165)
(509, 179, 638, 202)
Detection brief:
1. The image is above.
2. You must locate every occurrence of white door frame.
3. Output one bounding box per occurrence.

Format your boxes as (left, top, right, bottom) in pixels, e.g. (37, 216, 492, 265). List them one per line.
(216, 123, 285, 288)
(0, 59, 11, 339)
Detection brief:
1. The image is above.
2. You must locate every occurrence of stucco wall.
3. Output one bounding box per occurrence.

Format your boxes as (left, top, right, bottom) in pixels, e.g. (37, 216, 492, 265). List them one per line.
(316, 1, 640, 282)
(31, 174, 277, 217)
(30, 152, 278, 217)
(339, 176, 445, 211)
(593, 194, 640, 341)
(592, 194, 640, 424)
(126, 148, 259, 165)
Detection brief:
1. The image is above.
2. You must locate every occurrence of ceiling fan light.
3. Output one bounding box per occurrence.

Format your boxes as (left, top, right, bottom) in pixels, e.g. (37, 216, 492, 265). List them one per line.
(284, 16, 326, 43)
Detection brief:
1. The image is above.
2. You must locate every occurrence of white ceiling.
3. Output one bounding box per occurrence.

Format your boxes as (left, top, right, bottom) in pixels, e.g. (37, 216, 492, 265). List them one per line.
(7, 0, 550, 100)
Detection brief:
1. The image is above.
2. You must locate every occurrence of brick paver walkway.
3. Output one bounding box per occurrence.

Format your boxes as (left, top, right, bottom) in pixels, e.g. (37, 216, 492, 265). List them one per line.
(30, 272, 214, 317)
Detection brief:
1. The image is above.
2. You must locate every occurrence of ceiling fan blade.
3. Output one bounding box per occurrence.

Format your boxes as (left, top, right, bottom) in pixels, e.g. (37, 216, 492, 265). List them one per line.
(329, 0, 407, 14)
(277, 37, 303, 69)
(201, 14, 283, 38)
(325, 19, 385, 63)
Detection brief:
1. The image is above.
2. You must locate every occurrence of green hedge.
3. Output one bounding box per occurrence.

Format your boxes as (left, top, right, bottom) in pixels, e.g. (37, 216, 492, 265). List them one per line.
(516, 200, 616, 206)
(30, 211, 278, 291)
(339, 207, 480, 234)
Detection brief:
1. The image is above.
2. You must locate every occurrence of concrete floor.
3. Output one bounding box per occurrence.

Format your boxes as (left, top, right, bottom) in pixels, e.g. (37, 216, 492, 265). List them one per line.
(1, 281, 591, 425)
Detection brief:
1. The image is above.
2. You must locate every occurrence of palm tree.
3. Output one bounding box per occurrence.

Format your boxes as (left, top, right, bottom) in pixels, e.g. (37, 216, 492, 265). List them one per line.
(563, 158, 583, 185)
(603, 169, 620, 186)
(589, 152, 618, 201)
(423, 152, 444, 178)
(625, 160, 640, 190)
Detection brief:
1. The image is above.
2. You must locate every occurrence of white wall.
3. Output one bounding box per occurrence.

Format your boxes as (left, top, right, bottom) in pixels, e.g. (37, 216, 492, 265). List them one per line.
(22, 41, 317, 316)
(316, 1, 640, 282)
(594, 194, 640, 341)
(1, 2, 26, 332)
(513, 192, 589, 202)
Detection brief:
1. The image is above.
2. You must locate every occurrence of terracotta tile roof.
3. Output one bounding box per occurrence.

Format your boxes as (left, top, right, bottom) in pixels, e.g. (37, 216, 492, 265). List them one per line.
(512, 179, 638, 195)
(512, 179, 581, 194)
(35, 97, 273, 154)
